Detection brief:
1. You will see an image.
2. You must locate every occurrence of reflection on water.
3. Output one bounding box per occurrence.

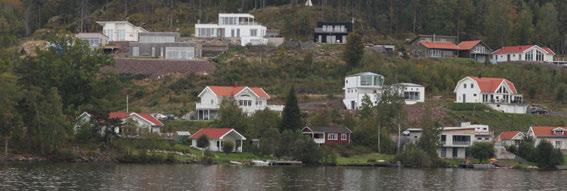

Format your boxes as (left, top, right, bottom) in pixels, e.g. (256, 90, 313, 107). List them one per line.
(1, 163, 566, 190)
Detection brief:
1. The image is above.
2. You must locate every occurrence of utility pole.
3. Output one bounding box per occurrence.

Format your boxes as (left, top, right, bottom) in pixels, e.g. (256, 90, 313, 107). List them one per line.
(126, 94, 129, 113)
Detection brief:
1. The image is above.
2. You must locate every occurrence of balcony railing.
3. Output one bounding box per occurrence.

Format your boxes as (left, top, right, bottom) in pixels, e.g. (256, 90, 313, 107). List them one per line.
(314, 28, 348, 33)
(453, 141, 471, 145)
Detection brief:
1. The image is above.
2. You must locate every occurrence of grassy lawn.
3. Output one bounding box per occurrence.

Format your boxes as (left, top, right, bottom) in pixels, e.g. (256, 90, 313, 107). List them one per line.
(336, 153, 395, 165)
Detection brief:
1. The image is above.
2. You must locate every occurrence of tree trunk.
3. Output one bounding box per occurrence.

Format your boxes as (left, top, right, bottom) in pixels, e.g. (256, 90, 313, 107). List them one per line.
(377, 125, 381, 153)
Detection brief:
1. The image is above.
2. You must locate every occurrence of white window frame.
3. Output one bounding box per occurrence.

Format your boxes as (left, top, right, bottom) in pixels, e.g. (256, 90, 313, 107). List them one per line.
(340, 134, 347, 141)
(327, 133, 338, 140)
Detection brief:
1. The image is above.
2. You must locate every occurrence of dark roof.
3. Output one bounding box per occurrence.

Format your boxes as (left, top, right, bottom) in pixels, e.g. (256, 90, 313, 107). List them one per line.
(102, 58, 216, 77)
(305, 125, 352, 133)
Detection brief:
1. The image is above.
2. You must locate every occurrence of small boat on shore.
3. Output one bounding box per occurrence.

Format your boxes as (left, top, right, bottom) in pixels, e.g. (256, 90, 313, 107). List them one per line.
(251, 160, 270, 166)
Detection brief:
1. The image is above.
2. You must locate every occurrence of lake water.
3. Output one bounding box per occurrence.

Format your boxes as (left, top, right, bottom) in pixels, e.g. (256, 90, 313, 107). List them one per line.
(1, 163, 566, 190)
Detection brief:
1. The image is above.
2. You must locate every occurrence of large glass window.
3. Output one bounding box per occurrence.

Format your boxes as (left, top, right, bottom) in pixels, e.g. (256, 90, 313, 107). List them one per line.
(536, 50, 544, 61)
(360, 75, 373, 86)
(165, 47, 195, 60)
(452, 135, 471, 145)
(327, 133, 338, 140)
(250, 29, 258, 37)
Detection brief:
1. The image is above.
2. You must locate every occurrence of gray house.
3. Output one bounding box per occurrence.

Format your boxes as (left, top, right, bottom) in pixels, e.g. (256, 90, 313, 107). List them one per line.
(129, 32, 202, 60)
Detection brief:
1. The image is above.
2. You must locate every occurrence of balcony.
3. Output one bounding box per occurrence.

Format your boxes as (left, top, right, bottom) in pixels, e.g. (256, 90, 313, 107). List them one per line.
(314, 28, 348, 33)
(196, 103, 220, 110)
(453, 141, 471, 146)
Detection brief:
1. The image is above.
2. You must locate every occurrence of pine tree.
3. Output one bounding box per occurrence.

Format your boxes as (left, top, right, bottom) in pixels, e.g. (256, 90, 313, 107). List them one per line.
(279, 87, 302, 132)
(343, 32, 364, 69)
(535, 3, 560, 48)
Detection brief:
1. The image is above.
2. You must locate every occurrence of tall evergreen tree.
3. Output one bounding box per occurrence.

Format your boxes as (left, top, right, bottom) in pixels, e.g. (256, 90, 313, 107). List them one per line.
(514, 5, 534, 45)
(343, 32, 364, 69)
(535, 3, 559, 48)
(279, 87, 302, 132)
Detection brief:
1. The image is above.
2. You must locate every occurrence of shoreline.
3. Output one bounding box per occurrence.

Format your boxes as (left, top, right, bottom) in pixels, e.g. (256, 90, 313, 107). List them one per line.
(0, 155, 544, 170)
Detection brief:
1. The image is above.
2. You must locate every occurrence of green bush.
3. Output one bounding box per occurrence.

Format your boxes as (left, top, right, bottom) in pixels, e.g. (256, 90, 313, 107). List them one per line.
(534, 141, 564, 169)
(469, 142, 495, 163)
(222, 141, 235, 153)
(197, 135, 210, 148)
(396, 144, 433, 168)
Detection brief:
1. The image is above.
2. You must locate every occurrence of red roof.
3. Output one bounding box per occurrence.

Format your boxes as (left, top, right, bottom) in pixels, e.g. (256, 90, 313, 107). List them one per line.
(191, 128, 234, 139)
(208, 86, 269, 98)
(457, 40, 481, 50)
(492, 45, 534, 54)
(469, 77, 518, 94)
(498, 131, 521, 141)
(543, 47, 556, 56)
(138, 113, 164, 126)
(531, 126, 567, 137)
(108, 112, 163, 126)
(419, 41, 461, 50)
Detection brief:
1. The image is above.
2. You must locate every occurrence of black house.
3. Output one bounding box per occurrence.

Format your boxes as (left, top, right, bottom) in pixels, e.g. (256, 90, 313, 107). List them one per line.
(313, 21, 353, 44)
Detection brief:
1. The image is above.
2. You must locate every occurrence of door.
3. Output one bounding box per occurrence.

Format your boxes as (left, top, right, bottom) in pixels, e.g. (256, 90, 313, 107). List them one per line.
(507, 54, 510, 61)
(452, 148, 458, 158)
(462, 94, 466, 103)
(351, 101, 356, 110)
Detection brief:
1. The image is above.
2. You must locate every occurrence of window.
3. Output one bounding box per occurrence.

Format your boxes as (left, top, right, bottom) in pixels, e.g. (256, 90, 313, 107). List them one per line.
(165, 47, 195, 60)
(341, 134, 347, 140)
(555, 141, 562, 149)
(477, 137, 482, 140)
(441, 148, 446, 157)
(525, 50, 533, 61)
(197, 28, 216, 37)
(132, 47, 139, 57)
(360, 75, 373, 86)
(210, 99, 214, 104)
(255, 100, 262, 105)
(464, 84, 467, 88)
(327, 133, 338, 140)
(139, 35, 175, 43)
(536, 50, 544, 61)
(250, 29, 258, 37)
(452, 135, 471, 145)
(471, 84, 474, 88)
(117, 29, 126, 41)
(238, 100, 252, 106)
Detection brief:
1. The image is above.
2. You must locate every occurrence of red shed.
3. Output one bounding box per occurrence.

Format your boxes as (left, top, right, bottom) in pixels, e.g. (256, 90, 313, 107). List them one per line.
(302, 125, 352, 145)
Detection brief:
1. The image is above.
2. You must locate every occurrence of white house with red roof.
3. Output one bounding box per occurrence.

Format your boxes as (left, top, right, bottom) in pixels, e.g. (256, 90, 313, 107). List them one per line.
(454, 76, 526, 113)
(195, 86, 284, 120)
(528, 126, 567, 152)
(108, 112, 164, 134)
(191, 128, 246, 152)
(491, 45, 555, 63)
(496, 131, 525, 147)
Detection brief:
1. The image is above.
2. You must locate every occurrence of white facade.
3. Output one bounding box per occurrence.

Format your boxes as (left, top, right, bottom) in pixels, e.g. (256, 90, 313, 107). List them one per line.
(528, 126, 567, 152)
(491, 45, 554, 63)
(454, 76, 526, 114)
(195, 86, 283, 120)
(392, 83, 425, 105)
(195, 13, 268, 46)
(96, 21, 148, 42)
(403, 122, 492, 159)
(343, 72, 385, 110)
(191, 129, 246, 152)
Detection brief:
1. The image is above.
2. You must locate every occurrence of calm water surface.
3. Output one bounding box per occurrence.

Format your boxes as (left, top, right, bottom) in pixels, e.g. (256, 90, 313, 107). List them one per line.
(1, 163, 566, 190)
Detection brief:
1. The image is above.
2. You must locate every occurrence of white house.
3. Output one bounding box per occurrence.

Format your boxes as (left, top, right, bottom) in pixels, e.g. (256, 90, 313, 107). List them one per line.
(495, 131, 524, 147)
(491, 45, 555, 63)
(392, 83, 425, 105)
(454, 76, 526, 114)
(195, 86, 283, 120)
(96, 21, 148, 42)
(191, 128, 246, 152)
(403, 122, 492, 159)
(75, 33, 109, 48)
(108, 112, 163, 134)
(528, 126, 567, 152)
(343, 72, 385, 110)
(194, 13, 267, 46)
